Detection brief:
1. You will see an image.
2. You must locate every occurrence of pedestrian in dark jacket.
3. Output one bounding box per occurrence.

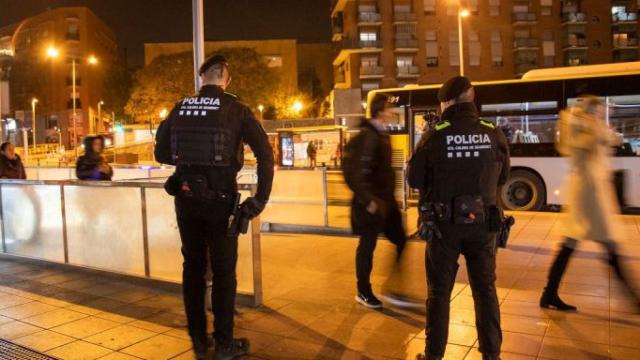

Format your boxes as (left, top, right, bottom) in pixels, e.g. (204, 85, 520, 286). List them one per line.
(76, 136, 113, 181)
(345, 93, 413, 309)
(0, 142, 26, 179)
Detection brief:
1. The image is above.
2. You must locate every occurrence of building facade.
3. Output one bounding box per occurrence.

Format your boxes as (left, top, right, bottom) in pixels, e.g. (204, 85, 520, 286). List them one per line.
(331, 0, 640, 99)
(0, 7, 118, 148)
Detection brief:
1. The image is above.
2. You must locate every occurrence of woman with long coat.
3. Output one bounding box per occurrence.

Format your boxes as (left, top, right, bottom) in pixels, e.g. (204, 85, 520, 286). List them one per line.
(540, 95, 639, 311)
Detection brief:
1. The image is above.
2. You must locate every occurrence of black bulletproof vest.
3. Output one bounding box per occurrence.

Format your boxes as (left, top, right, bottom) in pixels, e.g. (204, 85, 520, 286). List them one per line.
(170, 93, 237, 167)
(427, 108, 503, 206)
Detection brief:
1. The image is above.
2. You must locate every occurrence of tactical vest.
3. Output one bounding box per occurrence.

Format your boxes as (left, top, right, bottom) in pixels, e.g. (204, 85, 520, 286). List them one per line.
(170, 95, 235, 167)
(427, 119, 504, 206)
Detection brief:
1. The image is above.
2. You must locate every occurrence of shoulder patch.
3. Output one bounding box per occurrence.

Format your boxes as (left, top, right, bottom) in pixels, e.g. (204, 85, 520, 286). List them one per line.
(480, 120, 495, 129)
(435, 121, 451, 131)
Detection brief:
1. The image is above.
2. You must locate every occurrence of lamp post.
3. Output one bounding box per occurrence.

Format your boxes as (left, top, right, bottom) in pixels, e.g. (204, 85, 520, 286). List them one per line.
(457, 9, 470, 76)
(31, 97, 38, 153)
(46, 46, 98, 156)
(97, 100, 104, 134)
(257, 104, 264, 120)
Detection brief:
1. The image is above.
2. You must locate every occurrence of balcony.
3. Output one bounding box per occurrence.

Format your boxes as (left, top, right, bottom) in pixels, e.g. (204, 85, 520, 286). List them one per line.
(358, 12, 382, 26)
(563, 34, 588, 50)
(613, 34, 639, 50)
(360, 65, 384, 78)
(513, 38, 540, 50)
(331, 12, 344, 41)
(395, 38, 418, 50)
(562, 12, 587, 26)
(394, 12, 417, 23)
(340, 38, 382, 50)
(512, 12, 537, 26)
(65, 32, 80, 41)
(397, 65, 419, 77)
(515, 62, 538, 76)
(565, 57, 588, 66)
(612, 11, 638, 26)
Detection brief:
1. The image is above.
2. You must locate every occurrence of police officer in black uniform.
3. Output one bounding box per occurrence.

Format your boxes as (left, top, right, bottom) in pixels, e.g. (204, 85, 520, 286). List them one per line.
(155, 55, 274, 360)
(409, 76, 510, 360)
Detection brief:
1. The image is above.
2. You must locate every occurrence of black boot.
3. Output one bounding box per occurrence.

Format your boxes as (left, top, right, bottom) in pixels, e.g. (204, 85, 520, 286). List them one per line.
(608, 246, 640, 311)
(540, 240, 577, 311)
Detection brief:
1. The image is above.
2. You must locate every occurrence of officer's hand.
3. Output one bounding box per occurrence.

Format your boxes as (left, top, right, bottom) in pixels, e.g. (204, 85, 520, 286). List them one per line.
(240, 197, 266, 219)
(366, 200, 378, 215)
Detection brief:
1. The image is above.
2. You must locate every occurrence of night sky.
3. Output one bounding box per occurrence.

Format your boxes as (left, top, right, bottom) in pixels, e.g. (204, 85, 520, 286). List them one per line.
(0, 0, 332, 67)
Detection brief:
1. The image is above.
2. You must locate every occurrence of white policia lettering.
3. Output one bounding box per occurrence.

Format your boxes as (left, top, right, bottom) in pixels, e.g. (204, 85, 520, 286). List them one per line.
(182, 97, 221, 106)
(446, 134, 491, 145)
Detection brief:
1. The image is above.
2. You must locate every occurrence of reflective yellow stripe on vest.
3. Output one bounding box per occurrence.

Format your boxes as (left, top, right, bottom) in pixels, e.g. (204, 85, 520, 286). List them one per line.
(435, 121, 451, 131)
(480, 120, 495, 129)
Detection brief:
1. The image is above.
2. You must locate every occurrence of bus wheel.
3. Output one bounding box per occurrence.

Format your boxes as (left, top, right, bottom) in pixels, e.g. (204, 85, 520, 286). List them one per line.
(500, 170, 545, 211)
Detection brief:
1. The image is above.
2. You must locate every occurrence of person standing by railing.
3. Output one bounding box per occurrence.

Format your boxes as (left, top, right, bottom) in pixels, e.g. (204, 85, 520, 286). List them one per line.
(76, 136, 113, 181)
(0, 142, 26, 179)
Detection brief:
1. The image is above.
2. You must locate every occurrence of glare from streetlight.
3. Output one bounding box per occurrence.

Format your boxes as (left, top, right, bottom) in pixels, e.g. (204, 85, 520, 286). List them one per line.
(258, 104, 265, 112)
(291, 100, 303, 113)
(99, 100, 104, 106)
(88, 55, 98, 65)
(159, 108, 168, 118)
(46, 46, 60, 58)
(31, 98, 38, 106)
(459, 9, 470, 17)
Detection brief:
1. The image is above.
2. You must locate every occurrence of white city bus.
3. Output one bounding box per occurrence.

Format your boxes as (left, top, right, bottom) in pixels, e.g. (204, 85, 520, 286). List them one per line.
(368, 62, 640, 211)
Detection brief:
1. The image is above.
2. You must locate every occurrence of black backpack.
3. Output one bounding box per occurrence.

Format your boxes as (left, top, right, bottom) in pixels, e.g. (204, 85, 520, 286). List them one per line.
(342, 127, 375, 191)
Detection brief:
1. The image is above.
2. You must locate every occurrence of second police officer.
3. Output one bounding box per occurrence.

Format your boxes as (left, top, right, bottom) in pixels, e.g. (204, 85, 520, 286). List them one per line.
(408, 76, 510, 360)
(155, 55, 274, 360)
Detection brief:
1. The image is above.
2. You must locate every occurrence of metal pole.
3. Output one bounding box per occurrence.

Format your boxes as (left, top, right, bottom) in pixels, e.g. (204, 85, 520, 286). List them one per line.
(97, 102, 101, 134)
(458, 13, 465, 76)
(322, 167, 329, 227)
(31, 99, 36, 153)
(22, 128, 28, 165)
(192, 0, 205, 92)
(72, 59, 77, 157)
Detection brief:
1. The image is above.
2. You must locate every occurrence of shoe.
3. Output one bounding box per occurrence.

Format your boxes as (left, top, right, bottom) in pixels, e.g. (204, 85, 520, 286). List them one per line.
(381, 292, 422, 309)
(415, 354, 441, 360)
(355, 292, 383, 309)
(540, 290, 577, 312)
(214, 338, 250, 360)
(193, 337, 213, 360)
(483, 354, 501, 360)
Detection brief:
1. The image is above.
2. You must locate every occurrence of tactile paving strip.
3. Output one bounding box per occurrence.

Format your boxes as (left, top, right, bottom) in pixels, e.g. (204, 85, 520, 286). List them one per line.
(0, 339, 59, 360)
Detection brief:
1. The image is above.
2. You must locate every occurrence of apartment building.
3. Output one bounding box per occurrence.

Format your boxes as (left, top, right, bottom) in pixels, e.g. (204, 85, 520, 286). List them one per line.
(0, 7, 118, 147)
(330, 0, 640, 101)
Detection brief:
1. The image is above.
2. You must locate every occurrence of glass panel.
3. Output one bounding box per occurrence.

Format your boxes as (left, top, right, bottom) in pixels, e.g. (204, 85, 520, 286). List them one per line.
(64, 186, 146, 276)
(481, 101, 559, 143)
(261, 170, 325, 226)
(1, 184, 64, 262)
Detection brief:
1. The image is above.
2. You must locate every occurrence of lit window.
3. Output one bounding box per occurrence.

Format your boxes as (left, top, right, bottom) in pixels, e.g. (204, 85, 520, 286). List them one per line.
(423, 0, 436, 13)
(265, 56, 283, 68)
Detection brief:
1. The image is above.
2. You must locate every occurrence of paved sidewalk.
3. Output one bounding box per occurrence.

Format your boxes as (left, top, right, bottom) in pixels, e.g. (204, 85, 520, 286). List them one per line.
(0, 212, 639, 359)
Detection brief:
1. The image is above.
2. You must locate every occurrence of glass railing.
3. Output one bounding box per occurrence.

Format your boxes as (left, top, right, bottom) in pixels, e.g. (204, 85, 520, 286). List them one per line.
(0, 180, 263, 305)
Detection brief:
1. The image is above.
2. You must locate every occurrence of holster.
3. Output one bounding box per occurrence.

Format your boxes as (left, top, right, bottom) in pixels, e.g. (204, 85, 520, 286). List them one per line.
(452, 195, 485, 225)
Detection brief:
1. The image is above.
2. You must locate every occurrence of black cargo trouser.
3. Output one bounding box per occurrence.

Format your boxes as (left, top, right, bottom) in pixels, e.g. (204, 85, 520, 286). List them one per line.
(425, 223, 501, 358)
(354, 200, 407, 295)
(175, 196, 237, 347)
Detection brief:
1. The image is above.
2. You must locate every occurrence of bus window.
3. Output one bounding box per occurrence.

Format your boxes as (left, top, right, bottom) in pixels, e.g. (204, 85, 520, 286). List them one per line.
(480, 101, 558, 143)
(412, 109, 439, 148)
(608, 94, 640, 156)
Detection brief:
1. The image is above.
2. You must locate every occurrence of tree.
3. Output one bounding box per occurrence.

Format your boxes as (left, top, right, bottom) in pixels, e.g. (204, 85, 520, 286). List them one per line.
(101, 61, 132, 122)
(270, 90, 314, 119)
(125, 48, 280, 122)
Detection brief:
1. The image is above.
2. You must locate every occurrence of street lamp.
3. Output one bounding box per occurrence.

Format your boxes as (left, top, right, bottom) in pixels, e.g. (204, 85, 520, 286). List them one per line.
(31, 97, 38, 153)
(257, 104, 264, 120)
(291, 100, 303, 114)
(45, 46, 98, 156)
(97, 100, 104, 134)
(458, 8, 470, 76)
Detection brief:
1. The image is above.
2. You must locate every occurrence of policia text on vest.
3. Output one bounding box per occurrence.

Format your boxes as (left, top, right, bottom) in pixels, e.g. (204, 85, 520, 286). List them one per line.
(154, 55, 274, 360)
(408, 76, 510, 360)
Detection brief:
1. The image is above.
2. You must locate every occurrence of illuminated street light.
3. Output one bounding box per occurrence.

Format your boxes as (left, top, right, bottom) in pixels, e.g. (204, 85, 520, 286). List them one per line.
(31, 98, 38, 154)
(46, 46, 59, 58)
(457, 8, 470, 76)
(159, 108, 168, 118)
(291, 100, 303, 114)
(257, 104, 264, 120)
(45, 47, 99, 155)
